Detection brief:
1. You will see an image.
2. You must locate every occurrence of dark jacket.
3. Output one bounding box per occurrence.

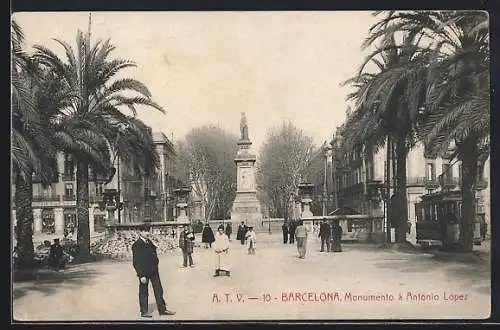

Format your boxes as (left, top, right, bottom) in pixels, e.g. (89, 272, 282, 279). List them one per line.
(132, 238, 160, 278)
(282, 223, 289, 234)
(179, 230, 195, 253)
(319, 223, 331, 238)
(332, 224, 343, 241)
(202, 225, 215, 243)
(236, 225, 248, 241)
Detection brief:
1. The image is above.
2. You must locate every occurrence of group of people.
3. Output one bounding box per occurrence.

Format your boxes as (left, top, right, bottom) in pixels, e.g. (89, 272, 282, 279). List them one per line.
(201, 222, 234, 247)
(34, 238, 74, 270)
(132, 220, 260, 318)
(282, 219, 344, 259)
(132, 221, 243, 318)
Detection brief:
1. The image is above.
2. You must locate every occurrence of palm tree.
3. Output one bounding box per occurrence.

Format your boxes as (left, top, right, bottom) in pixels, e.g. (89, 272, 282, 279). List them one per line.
(368, 11, 489, 251)
(32, 26, 165, 261)
(11, 20, 58, 269)
(342, 29, 432, 243)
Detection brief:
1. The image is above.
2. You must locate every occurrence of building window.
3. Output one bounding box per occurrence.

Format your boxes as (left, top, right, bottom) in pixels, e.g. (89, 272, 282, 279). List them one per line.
(64, 154, 74, 177)
(442, 164, 451, 178)
(65, 183, 74, 197)
(426, 163, 435, 181)
(458, 164, 462, 183)
(95, 183, 103, 196)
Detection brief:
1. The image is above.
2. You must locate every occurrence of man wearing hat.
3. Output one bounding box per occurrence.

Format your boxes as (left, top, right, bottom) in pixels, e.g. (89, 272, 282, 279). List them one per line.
(48, 238, 64, 270)
(132, 224, 175, 318)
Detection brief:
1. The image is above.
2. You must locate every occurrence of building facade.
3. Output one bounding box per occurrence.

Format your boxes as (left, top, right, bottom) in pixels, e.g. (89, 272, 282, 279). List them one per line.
(11, 131, 178, 237)
(331, 126, 491, 243)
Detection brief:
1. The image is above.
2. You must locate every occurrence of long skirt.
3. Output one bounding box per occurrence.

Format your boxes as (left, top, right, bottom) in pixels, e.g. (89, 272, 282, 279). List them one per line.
(331, 239, 342, 252)
(215, 251, 229, 271)
(296, 237, 307, 258)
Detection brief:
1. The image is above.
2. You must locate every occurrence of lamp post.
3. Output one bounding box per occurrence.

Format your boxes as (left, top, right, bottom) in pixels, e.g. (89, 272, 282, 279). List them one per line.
(110, 122, 129, 224)
(323, 143, 333, 216)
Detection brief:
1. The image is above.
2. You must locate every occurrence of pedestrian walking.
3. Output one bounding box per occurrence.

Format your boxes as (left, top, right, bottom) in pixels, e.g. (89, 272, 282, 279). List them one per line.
(132, 224, 175, 318)
(331, 220, 343, 252)
(214, 225, 230, 276)
(201, 223, 215, 248)
(179, 225, 195, 267)
(288, 221, 295, 244)
(282, 222, 289, 244)
(236, 221, 248, 245)
(319, 220, 331, 252)
(294, 220, 308, 258)
(225, 223, 233, 241)
(245, 226, 256, 255)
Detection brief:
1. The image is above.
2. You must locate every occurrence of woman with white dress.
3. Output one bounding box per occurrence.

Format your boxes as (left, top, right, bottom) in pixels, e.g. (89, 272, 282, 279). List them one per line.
(213, 225, 230, 276)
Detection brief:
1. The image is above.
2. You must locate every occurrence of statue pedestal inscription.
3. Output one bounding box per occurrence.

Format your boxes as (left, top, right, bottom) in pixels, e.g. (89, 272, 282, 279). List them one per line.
(230, 113, 262, 229)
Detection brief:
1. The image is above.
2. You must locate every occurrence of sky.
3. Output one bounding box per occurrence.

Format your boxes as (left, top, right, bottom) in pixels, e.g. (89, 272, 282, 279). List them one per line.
(14, 11, 379, 153)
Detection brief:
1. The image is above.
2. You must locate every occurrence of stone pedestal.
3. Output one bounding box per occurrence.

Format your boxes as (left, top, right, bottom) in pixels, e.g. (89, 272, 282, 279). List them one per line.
(298, 183, 315, 233)
(231, 139, 261, 230)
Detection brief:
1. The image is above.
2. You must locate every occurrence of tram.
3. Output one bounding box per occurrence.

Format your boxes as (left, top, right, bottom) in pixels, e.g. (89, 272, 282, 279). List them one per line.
(415, 190, 482, 249)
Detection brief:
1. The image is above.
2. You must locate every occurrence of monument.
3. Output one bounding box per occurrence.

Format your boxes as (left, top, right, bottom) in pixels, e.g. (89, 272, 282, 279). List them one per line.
(230, 112, 262, 230)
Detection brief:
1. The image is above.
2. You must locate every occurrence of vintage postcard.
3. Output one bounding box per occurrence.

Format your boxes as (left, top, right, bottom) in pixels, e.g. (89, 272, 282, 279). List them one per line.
(11, 10, 491, 322)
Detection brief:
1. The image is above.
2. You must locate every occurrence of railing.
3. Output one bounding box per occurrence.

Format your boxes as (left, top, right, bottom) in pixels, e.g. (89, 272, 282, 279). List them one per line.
(32, 194, 60, 202)
(63, 195, 76, 201)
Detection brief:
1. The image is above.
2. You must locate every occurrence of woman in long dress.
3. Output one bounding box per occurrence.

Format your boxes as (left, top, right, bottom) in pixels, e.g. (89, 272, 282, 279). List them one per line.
(213, 225, 230, 276)
(201, 223, 215, 248)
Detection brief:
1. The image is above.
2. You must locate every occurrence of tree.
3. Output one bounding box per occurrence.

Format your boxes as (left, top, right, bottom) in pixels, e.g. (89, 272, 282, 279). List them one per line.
(174, 125, 238, 221)
(342, 28, 431, 242)
(257, 121, 315, 219)
(32, 26, 164, 261)
(11, 20, 58, 269)
(344, 10, 489, 251)
(385, 11, 489, 252)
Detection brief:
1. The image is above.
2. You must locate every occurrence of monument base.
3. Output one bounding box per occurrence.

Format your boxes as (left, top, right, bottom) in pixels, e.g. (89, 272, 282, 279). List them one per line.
(230, 192, 262, 230)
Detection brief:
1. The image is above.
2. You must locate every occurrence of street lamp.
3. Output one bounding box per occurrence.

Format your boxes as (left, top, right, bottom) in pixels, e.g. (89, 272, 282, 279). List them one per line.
(323, 143, 333, 216)
(110, 123, 129, 224)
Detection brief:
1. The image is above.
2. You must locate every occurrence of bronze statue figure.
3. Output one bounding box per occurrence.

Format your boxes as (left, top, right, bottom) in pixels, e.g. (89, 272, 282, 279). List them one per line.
(240, 112, 249, 140)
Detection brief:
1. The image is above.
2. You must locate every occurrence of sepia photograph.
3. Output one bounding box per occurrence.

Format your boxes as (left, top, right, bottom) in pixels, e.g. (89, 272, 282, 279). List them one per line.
(11, 10, 491, 322)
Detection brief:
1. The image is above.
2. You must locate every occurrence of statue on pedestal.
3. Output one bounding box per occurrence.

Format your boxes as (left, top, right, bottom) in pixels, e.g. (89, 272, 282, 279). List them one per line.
(240, 112, 249, 140)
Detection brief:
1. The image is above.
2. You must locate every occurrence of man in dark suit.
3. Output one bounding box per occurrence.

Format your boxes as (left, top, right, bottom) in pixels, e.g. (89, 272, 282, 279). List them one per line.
(132, 224, 175, 318)
(282, 222, 289, 244)
(319, 220, 331, 252)
(48, 238, 64, 270)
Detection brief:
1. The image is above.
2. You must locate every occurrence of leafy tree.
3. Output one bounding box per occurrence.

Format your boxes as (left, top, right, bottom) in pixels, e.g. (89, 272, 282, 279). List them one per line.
(174, 125, 238, 221)
(257, 121, 315, 219)
(31, 27, 164, 260)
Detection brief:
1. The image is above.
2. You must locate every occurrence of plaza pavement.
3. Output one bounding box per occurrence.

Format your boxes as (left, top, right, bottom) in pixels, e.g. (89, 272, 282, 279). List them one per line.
(13, 233, 491, 321)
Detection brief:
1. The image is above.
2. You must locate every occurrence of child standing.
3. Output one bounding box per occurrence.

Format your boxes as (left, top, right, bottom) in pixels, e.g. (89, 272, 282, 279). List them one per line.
(245, 226, 256, 255)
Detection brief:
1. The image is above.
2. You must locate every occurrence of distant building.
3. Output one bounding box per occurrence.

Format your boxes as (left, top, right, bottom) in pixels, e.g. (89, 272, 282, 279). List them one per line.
(331, 125, 490, 243)
(11, 130, 178, 237)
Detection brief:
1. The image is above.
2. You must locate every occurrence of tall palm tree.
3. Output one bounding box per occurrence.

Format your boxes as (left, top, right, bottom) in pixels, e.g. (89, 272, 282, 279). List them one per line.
(32, 27, 165, 261)
(342, 30, 432, 243)
(368, 10, 489, 251)
(11, 20, 58, 269)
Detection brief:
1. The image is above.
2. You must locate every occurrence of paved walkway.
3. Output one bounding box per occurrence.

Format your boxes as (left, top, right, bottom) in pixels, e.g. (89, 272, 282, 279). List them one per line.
(13, 233, 490, 321)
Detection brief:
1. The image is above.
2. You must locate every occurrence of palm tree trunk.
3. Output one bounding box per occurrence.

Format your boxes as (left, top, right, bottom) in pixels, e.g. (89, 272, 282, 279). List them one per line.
(76, 160, 91, 261)
(394, 140, 408, 243)
(14, 172, 35, 269)
(459, 137, 478, 253)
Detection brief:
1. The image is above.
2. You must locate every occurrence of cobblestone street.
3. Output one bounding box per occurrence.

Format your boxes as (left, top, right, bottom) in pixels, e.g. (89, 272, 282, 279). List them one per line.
(13, 234, 491, 321)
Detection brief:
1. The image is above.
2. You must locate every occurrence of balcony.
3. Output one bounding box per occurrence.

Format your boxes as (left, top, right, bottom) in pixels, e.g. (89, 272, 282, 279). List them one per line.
(442, 176, 459, 189)
(33, 194, 60, 202)
(63, 195, 76, 201)
(424, 179, 440, 190)
(62, 173, 75, 181)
